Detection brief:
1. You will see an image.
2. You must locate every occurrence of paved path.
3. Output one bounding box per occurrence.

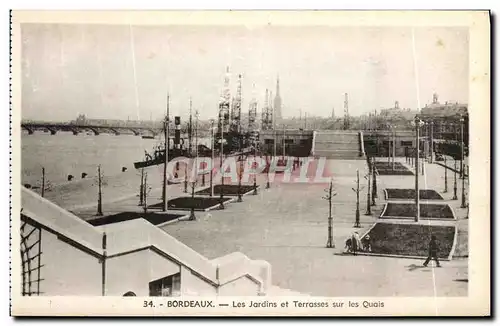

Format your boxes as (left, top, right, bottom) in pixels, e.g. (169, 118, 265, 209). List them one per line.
(62, 156, 468, 297)
(160, 158, 468, 296)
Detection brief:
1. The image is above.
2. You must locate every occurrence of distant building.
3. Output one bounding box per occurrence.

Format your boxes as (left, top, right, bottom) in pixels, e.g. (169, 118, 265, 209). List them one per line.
(420, 93, 468, 117)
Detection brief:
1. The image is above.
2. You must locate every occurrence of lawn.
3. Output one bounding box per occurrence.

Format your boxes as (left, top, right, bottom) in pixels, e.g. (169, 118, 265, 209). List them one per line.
(381, 203, 455, 219)
(149, 197, 233, 211)
(385, 188, 444, 200)
(363, 223, 456, 258)
(374, 162, 414, 176)
(87, 212, 186, 226)
(195, 184, 258, 196)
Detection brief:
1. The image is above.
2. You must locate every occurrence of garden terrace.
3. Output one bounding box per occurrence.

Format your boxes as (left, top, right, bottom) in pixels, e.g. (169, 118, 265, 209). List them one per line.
(385, 188, 444, 200)
(150, 197, 233, 211)
(362, 223, 456, 259)
(374, 161, 414, 176)
(87, 212, 186, 226)
(195, 184, 258, 196)
(380, 203, 455, 220)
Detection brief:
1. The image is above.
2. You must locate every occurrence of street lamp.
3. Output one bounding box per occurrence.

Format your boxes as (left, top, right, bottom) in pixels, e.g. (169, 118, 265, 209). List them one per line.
(429, 121, 434, 163)
(444, 154, 448, 193)
(219, 118, 225, 210)
(460, 115, 467, 208)
(364, 165, 372, 215)
(237, 155, 243, 202)
(209, 119, 215, 197)
(411, 116, 424, 222)
(253, 133, 258, 195)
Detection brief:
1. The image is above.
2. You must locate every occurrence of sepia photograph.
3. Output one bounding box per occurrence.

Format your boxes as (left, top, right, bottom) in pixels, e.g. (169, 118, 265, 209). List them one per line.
(10, 10, 490, 316)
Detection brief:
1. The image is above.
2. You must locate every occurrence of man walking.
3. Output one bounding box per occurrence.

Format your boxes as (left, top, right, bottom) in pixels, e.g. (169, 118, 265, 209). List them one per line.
(423, 235, 441, 267)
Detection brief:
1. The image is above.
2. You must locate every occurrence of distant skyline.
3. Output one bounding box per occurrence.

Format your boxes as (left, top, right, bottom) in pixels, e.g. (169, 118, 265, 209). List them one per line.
(21, 24, 469, 121)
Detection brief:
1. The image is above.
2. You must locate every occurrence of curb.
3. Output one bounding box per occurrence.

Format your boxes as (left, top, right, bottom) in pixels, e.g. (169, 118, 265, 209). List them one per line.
(156, 214, 190, 227)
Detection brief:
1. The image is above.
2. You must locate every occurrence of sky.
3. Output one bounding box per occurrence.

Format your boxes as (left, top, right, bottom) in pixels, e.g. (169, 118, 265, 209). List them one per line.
(20, 24, 469, 121)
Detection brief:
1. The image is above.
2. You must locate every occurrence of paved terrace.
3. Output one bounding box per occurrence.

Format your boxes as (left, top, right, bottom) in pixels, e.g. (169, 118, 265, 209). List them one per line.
(59, 156, 468, 297)
(159, 158, 468, 297)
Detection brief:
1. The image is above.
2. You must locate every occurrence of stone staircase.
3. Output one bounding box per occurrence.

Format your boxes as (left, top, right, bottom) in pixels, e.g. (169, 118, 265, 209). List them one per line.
(312, 131, 365, 160)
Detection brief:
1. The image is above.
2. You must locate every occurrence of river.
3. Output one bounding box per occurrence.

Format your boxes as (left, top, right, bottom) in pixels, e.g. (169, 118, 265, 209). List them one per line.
(21, 131, 210, 187)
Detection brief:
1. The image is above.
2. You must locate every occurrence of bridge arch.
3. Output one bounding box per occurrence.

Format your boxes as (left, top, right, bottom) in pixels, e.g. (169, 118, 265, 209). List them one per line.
(87, 127, 100, 136)
(22, 125, 34, 135)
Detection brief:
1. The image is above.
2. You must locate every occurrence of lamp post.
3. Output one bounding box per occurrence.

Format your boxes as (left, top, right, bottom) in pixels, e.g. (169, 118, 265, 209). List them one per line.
(371, 157, 377, 206)
(412, 116, 424, 222)
(209, 119, 215, 197)
(219, 116, 225, 209)
(453, 158, 458, 200)
(392, 128, 396, 170)
(430, 121, 434, 163)
(352, 169, 362, 228)
(253, 136, 258, 195)
(162, 107, 169, 212)
(364, 161, 372, 215)
(237, 155, 243, 202)
(460, 115, 465, 179)
(460, 116, 467, 208)
(444, 155, 448, 193)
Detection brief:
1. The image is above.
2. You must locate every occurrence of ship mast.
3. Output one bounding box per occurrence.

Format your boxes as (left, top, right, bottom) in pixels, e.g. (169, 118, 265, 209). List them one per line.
(231, 74, 243, 149)
(162, 93, 170, 212)
(218, 67, 231, 137)
(248, 83, 258, 148)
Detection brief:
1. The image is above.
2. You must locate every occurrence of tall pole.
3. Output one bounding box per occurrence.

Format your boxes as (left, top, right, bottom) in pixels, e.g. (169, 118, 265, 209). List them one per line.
(41, 167, 45, 198)
(371, 157, 377, 205)
(237, 155, 243, 202)
(444, 155, 448, 193)
(273, 129, 277, 160)
(253, 139, 258, 195)
(188, 97, 193, 155)
(414, 117, 420, 222)
(139, 168, 144, 206)
(365, 166, 371, 215)
(220, 114, 225, 209)
(460, 116, 465, 178)
(453, 159, 458, 200)
(97, 165, 103, 216)
(392, 130, 396, 169)
(430, 121, 434, 163)
(353, 169, 361, 228)
(162, 94, 170, 212)
(387, 134, 391, 164)
(282, 125, 286, 157)
(143, 172, 148, 213)
(210, 120, 215, 197)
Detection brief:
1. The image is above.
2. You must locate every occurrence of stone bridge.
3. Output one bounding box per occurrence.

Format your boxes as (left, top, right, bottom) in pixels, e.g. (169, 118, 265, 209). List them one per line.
(21, 122, 164, 136)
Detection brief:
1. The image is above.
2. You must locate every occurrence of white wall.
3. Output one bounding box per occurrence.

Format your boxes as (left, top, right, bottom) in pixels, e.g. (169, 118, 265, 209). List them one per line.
(39, 229, 102, 296)
(106, 250, 180, 296)
(180, 266, 217, 296)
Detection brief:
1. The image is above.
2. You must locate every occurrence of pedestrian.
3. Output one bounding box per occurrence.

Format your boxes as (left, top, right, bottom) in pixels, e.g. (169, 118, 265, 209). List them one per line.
(362, 234, 372, 252)
(351, 232, 362, 255)
(423, 235, 441, 267)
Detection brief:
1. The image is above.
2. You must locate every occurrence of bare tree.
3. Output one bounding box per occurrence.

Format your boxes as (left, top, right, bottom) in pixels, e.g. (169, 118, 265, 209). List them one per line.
(323, 178, 337, 248)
